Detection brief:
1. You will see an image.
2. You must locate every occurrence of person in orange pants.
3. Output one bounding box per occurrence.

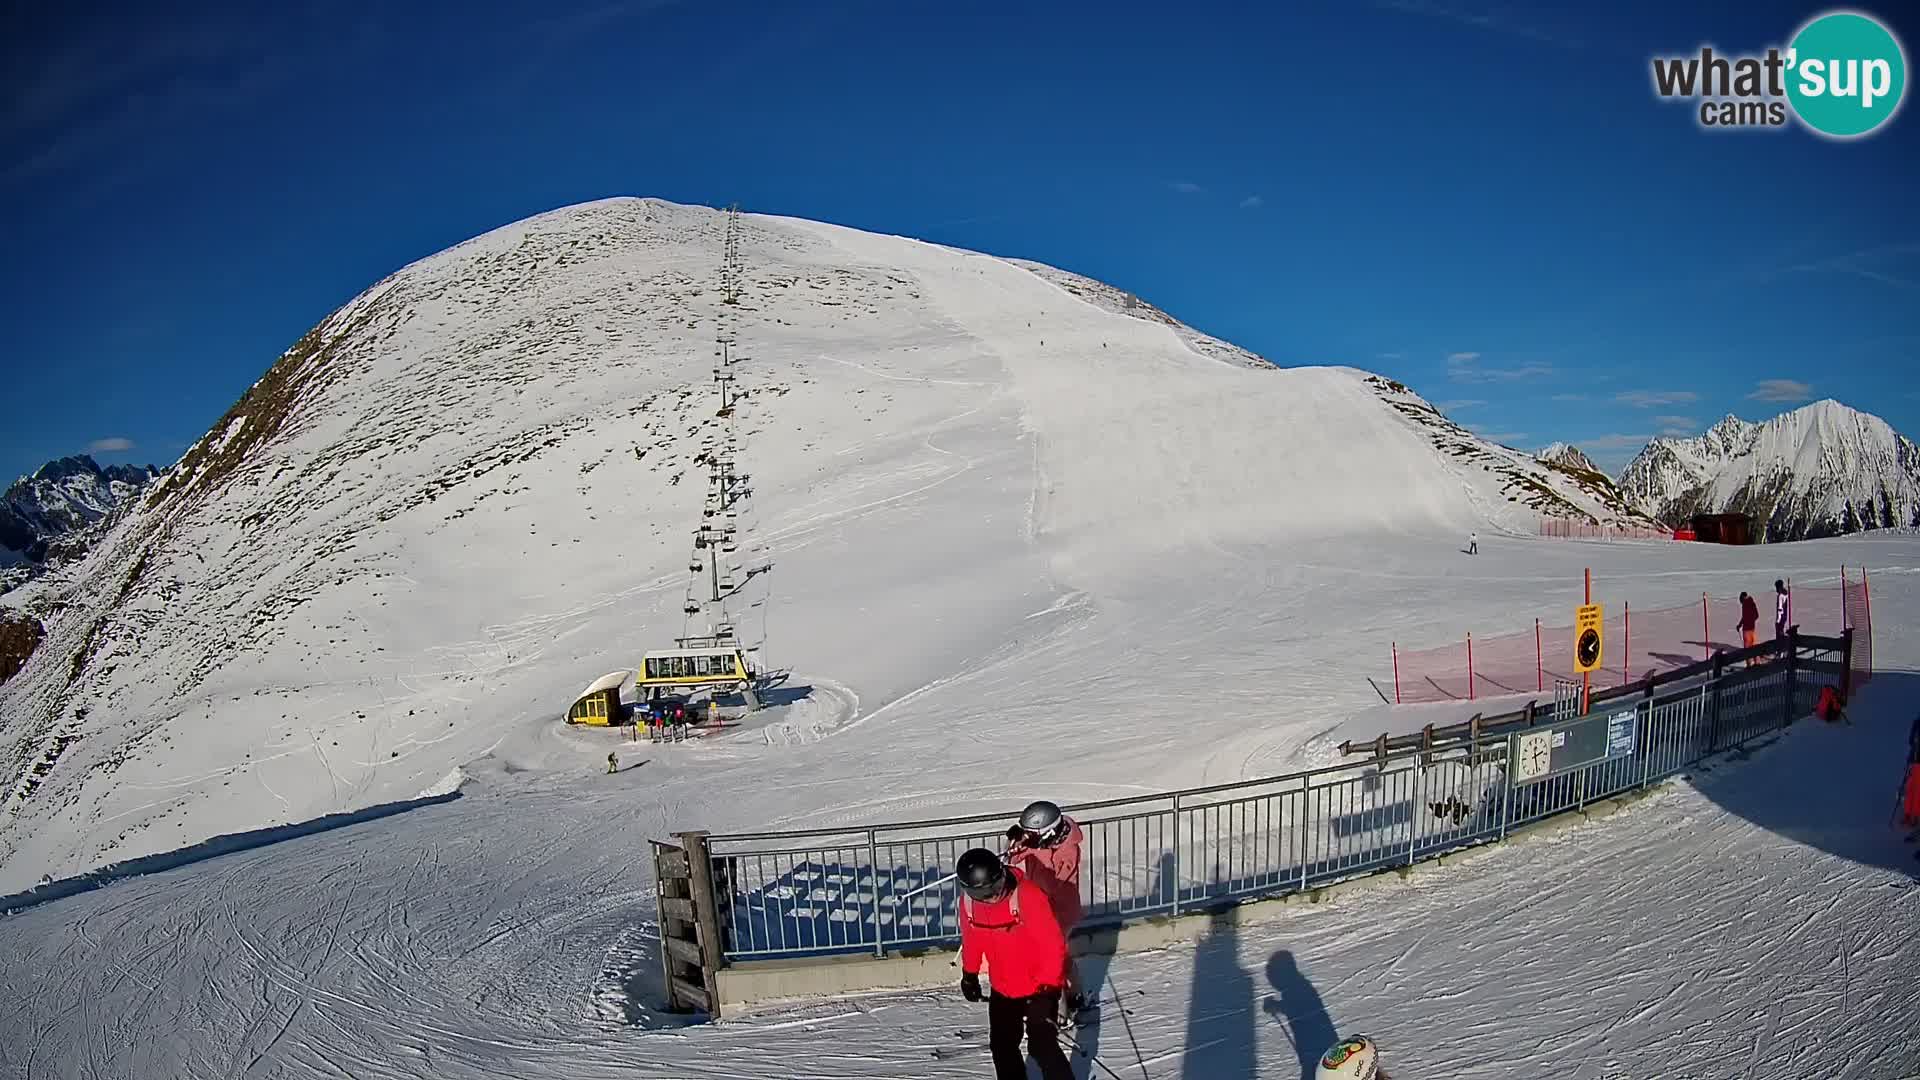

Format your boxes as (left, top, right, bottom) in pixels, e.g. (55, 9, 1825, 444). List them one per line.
(1736, 592, 1761, 667)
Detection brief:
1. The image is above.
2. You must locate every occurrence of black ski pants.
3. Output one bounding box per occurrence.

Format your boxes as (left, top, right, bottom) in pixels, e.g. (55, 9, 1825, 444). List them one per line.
(989, 990, 1073, 1080)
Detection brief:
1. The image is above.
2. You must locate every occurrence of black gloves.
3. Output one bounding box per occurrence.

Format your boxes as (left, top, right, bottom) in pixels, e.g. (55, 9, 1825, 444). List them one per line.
(960, 972, 983, 1002)
(1006, 824, 1025, 843)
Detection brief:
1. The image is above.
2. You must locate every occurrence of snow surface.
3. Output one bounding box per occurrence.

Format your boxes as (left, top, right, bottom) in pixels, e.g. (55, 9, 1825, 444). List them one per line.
(1, 199, 1917, 1077)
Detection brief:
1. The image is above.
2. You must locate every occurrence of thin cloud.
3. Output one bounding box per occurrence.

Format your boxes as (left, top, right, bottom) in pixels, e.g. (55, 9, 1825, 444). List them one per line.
(1448, 352, 1553, 382)
(1238, 194, 1264, 209)
(1435, 399, 1487, 412)
(1465, 424, 1529, 445)
(1550, 393, 1588, 402)
(1169, 181, 1204, 195)
(1582, 433, 1655, 450)
(1615, 390, 1699, 408)
(1370, 0, 1585, 49)
(1748, 379, 1813, 404)
(1776, 244, 1920, 292)
(1377, 352, 1405, 361)
(1653, 416, 1698, 436)
(87, 437, 135, 453)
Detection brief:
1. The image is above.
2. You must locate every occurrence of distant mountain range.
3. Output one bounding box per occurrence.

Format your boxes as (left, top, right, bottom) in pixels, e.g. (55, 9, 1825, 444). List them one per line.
(1, 455, 161, 570)
(1604, 401, 1920, 541)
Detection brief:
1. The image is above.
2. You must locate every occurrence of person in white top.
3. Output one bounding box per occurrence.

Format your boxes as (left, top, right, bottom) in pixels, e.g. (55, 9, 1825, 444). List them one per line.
(1467, 532, 1478, 555)
(1773, 579, 1790, 641)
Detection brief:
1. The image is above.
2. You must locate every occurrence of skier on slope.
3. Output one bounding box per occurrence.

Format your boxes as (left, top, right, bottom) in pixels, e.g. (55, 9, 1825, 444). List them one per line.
(1005, 800, 1087, 1017)
(955, 847, 1075, 1080)
(1467, 531, 1478, 555)
(1773, 579, 1790, 643)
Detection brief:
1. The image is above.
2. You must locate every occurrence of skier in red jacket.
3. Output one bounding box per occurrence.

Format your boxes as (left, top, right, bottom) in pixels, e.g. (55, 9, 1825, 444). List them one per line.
(955, 847, 1074, 1080)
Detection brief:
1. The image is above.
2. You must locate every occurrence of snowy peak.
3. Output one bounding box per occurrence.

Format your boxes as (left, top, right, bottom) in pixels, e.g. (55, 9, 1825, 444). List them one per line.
(1536, 442, 1601, 476)
(2, 454, 161, 567)
(1617, 400, 1920, 540)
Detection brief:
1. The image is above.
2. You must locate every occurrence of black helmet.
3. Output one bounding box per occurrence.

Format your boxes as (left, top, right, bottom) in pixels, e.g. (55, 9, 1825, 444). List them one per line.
(956, 847, 1008, 903)
(1776, 579, 1786, 591)
(1017, 800, 1068, 846)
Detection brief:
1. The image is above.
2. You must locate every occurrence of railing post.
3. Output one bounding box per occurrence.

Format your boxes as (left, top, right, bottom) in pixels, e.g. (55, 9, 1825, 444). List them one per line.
(1707, 652, 1725, 751)
(1407, 758, 1421, 866)
(1498, 735, 1515, 839)
(1781, 626, 1800, 730)
(1169, 792, 1183, 915)
(867, 829, 884, 958)
(676, 830, 726, 1010)
(1298, 776, 1311, 891)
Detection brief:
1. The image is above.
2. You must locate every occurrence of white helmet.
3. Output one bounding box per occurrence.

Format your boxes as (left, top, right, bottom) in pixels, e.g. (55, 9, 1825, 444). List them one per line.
(1315, 1035, 1380, 1080)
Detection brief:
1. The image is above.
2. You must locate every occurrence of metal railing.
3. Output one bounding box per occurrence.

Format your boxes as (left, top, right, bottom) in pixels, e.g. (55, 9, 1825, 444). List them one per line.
(684, 631, 1854, 965)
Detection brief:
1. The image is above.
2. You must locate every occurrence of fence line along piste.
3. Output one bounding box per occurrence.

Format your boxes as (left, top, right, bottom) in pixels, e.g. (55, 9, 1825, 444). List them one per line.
(1383, 565, 1873, 704)
(651, 626, 1864, 1015)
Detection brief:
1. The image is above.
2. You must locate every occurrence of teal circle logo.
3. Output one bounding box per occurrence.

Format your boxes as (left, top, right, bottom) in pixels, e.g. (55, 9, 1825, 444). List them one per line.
(1786, 11, 1907, 137)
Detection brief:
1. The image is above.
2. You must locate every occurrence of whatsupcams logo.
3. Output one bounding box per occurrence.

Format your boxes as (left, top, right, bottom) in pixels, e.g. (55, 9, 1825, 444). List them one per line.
(1650, 10, 1907, 137)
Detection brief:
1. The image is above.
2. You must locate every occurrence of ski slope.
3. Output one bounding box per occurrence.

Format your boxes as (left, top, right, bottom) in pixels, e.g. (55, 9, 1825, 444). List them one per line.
(2, 200, 1917, 1076)
(1, 531, 1915, 1079)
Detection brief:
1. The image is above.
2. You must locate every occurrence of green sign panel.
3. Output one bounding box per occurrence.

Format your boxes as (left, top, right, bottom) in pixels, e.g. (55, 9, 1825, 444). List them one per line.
(1510, 706, 1639, 785)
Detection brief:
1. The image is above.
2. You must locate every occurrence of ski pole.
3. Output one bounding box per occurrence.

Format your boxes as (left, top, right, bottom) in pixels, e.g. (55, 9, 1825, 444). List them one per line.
(1054, 1029, 1131, 1080)
(1108, 973, 1152, 1080)
(889, 846, 1013, 904)
(892, 871, 956, 902)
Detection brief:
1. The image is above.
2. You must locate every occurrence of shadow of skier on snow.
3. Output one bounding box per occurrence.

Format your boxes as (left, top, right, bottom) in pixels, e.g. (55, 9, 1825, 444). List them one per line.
(1179, 868, 1256, 1079)
(1265, 949, 1336, 1079)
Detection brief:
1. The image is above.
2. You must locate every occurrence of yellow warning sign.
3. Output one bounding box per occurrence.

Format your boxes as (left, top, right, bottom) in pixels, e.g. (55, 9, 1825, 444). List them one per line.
(1573, 603, 1604, 674)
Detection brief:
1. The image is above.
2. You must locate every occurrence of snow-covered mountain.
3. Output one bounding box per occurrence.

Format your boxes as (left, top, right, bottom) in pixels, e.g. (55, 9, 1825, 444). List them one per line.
(1618, 402, 1920, 540)
(1366, 381, 1655, 527)
(0, 455, 161, 568)
(1536, 442, 1600, 475)
(0, 198, 1667, 885)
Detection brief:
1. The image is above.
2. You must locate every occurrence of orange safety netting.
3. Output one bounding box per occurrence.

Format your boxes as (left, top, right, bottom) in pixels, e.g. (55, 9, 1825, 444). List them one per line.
(1386, 569, 1875, 704)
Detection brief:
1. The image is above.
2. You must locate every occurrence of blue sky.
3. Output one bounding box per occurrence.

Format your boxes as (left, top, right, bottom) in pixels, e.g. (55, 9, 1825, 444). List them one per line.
(2, 0, 1916, 481)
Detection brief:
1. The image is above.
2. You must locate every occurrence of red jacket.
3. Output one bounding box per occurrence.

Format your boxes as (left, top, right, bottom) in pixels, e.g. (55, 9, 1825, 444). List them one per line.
(1738, 596, 1760, 632)
(959, 869, 1069, 999)
(1009, 817, 1085, 929)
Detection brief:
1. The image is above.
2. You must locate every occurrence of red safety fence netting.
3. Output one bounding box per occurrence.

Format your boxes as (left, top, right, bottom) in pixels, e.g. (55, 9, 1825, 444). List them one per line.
(1387, 569, 1875, 703)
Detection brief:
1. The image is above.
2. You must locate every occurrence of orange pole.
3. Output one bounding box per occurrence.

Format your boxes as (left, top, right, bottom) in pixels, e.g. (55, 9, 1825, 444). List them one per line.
(1582, 567, 1592, 714)
(1863, 567, 1874, 662)
(1392, 642, 1401, 705)
(1535, 617, 1543, 692)
(1467, 632, 1475, 702)
(1623, 601, 1631, 686)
